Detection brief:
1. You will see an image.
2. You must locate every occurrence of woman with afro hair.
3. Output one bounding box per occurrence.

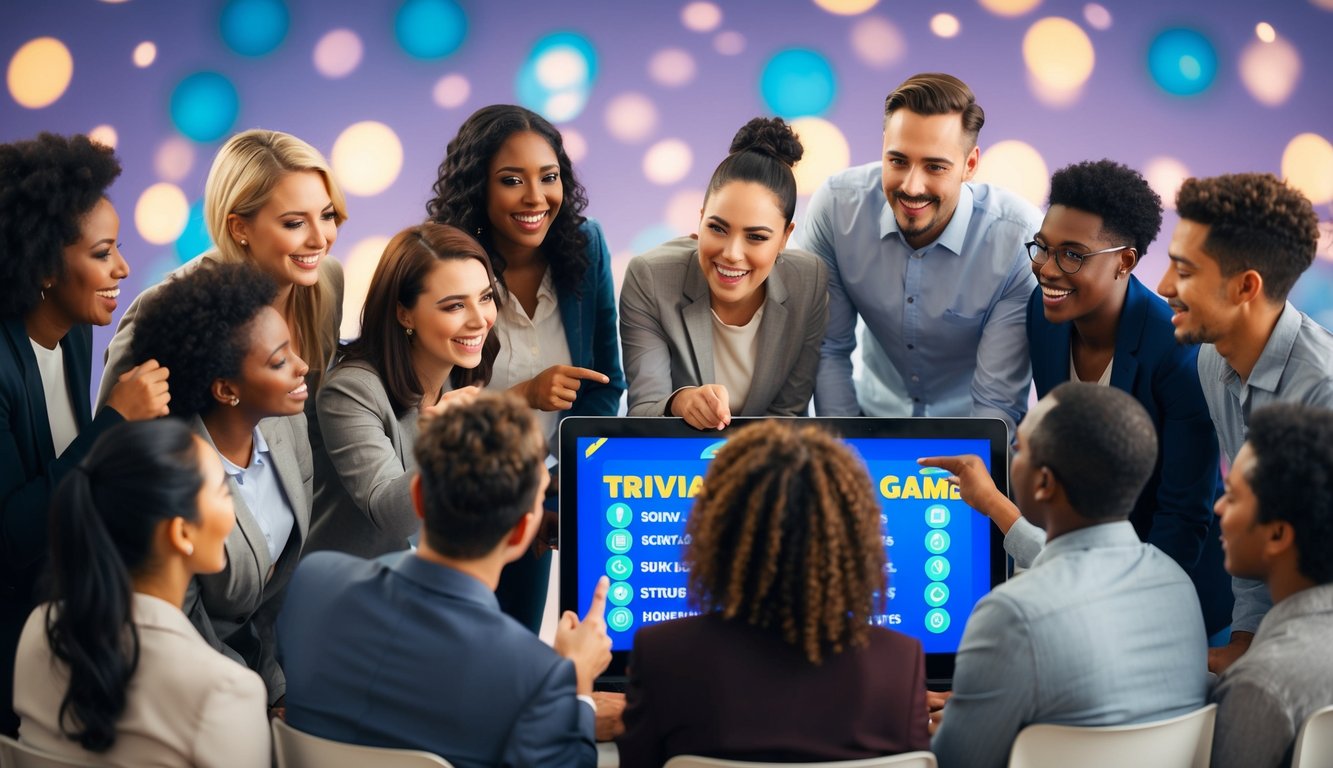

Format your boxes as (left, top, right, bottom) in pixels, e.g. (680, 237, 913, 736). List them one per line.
(128, 260, 313, 716)
(0, 133, 170, 735)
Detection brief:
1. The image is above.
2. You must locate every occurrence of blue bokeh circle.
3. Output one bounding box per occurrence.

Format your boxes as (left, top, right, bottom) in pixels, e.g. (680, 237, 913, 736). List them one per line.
(1147, 27, 1218, 96)
(169, 72, 240, 143)
(760, 48, 837, 118)
(219, 0, 289, 57)
(175, 199, 212, 263)
(514, 31, 598, 122)
(395, 0, 468, 60)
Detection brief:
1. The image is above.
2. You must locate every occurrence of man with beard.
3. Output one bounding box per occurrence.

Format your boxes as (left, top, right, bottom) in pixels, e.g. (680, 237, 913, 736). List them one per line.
(796, 72, 1040, 435)
(1157, 172, 1333, 673)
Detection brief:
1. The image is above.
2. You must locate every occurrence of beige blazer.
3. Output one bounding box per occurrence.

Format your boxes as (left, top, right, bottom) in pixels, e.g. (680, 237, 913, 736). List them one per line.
(14, 593, 269, 768)
(619, 237, 829, 417)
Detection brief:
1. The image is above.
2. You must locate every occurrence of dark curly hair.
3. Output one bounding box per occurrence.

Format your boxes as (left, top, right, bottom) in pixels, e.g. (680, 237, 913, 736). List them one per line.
(684, 420, 886, 664)
(1246, 404, 1333, 585)
(1028, 382, 1158, 521)
(705, 117, 804, 224)
(0, 133, 121, 317)
(414, 392, 546, 558)
(1049, 159, 1163, 260)
(1176, 173, 1319, 302)
(425, 104, 590, 297)
(128, 261, 278, 418)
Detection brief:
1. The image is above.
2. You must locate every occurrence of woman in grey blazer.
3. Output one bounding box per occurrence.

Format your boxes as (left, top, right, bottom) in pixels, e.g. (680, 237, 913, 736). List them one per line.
(620, 118, 828, 430)
(127, 261, 312, 715)
(310, 223, 499, 559)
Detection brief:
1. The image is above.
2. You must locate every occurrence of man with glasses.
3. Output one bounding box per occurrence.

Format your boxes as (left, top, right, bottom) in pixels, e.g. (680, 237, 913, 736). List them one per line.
(1157, 172, 1332, 674)
(922, 160, 1233, 639)
(796, 72, 1040, 435)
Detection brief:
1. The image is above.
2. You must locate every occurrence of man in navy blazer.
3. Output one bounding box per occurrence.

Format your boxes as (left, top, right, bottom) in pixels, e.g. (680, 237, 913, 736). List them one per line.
(278, 393, 611, 768)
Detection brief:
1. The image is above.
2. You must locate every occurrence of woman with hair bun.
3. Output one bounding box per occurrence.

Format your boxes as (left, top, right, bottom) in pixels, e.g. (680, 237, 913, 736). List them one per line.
(13, 419, 269, 767)
(620, 117, 829, 430)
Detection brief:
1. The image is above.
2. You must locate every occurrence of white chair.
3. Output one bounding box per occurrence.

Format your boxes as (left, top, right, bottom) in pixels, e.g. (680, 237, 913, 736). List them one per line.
(271, 719, 455, 768)
(1007, 703, 1217, 768)
(0, 735, 95, 768)
(1292, 704, 1333, 768)
(663, 752, 938, 767)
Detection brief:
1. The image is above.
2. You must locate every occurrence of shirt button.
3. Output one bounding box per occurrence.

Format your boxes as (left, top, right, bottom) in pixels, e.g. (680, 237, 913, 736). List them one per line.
(907, 296, 915, 304)
(907, 343, 914, 350)
(911, 375, 920, 383)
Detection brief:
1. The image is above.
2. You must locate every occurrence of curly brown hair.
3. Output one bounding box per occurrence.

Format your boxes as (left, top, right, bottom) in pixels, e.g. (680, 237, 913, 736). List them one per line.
(684, 420, 886, 664)
(1175, 173, 1319, 302)
(414, 392, 547, 558)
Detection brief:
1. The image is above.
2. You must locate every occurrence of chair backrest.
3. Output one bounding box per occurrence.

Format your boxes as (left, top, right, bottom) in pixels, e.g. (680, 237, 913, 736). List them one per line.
(1007, 703, 1217, 768)
(663, 752, 938, 768)
(1292, 704, 1333, 768)
(271, 719, 455, 768)
(0, 735, 96, 768)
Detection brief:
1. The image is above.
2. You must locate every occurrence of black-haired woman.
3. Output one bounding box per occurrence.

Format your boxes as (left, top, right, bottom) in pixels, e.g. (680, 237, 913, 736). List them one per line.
(0, 133, 170, 734)
(619, 117, 828, 430)
(14, 419, 269, 767)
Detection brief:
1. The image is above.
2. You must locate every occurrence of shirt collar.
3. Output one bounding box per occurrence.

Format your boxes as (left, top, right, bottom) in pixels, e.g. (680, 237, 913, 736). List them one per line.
(219, 425, 269, 477)
(878, 181, 975, 257)
(1256, 583, 1333, 641)
(1030, 520, 1140, 568)
(389, 551, 500, 611)
(1244, 302, 1302, 393)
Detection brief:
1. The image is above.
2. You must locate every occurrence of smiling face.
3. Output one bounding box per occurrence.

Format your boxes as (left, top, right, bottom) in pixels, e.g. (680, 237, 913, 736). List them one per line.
(187, 435, 236, 574)
(1032, 205, 1134, 326)
(881, 109, 979, 249)
(486, 131, 563, 263)
(221, 306, 310, 419)
(398, 258, 497, 376)
(697, 180, 794, 325)
(1216, 443, 1271, 581)
(46, 197, 129, 329)
(1158, 219, 1236, 346)
(229, 170, 338, 290)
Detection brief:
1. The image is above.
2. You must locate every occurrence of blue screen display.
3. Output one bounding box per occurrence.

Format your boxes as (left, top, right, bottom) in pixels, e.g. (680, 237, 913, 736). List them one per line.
(573, 435, 995, 654)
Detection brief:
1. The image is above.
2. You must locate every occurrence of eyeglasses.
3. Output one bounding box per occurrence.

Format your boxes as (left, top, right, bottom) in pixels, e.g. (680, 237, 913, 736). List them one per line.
(1025, 241, 1129, 275)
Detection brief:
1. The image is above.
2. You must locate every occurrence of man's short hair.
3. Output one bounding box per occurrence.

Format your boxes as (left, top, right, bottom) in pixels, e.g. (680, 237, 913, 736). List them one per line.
(883, 72, 985, 147)
(1246, 404, 1333, 585)
(1049, 159, 1163, 259)
(413, 393, 546, 558)
(1028, 382, 1158, 521)
(1175, 173, 1319, 302)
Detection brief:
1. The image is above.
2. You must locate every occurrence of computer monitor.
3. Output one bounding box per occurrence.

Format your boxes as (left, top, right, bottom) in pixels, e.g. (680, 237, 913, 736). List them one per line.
(558, 416, 1009, 684)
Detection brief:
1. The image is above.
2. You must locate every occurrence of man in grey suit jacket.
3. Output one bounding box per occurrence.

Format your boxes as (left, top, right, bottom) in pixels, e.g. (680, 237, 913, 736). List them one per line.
(278, 393, 610, 768)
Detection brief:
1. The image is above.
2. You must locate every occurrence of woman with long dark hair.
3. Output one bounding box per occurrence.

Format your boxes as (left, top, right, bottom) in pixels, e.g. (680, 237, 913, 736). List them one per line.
(13, 419, 268, 767)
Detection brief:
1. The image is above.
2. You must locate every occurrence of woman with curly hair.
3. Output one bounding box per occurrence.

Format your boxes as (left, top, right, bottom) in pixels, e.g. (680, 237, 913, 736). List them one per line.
(620, 117, 828, 430)
(310, 223, 499, 558)
(428, 105, 626, 629)
(13, 419, 269, 767)
(0, 133, 170, 735)
(127, 260, 312, 716)
(617, 420, 929, 766)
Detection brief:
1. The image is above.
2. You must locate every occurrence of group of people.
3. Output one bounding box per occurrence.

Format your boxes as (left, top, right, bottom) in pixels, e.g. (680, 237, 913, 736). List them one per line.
(0, 68, 1328, 768)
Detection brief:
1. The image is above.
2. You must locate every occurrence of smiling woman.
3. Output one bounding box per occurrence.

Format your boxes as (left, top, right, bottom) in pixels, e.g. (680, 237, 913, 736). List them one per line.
(619, 117, 829, 431)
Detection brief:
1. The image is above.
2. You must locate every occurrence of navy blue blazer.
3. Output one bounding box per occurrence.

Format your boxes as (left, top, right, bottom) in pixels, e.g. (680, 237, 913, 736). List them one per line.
(557, 219, 626, 417)
(1027, 276, 1231, 632)
(278, 552, 595, 768)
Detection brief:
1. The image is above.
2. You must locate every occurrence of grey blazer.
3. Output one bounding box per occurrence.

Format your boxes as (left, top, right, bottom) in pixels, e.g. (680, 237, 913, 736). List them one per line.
(186, 413, 313, 706)
(308, 360, 420, 559)
(620, 237, 829, 417)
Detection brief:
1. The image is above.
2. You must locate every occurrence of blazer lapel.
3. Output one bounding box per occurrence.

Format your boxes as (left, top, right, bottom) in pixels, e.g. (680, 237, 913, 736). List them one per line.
(192, 417, 270, 587)
(741, 266, 790, 415)
(1109, 276, 1148, 392)
(555, 279, 583, 367)
(3, 318, 55, 463)
(260, 417, 309, 543)
(61, 325, 93, 428)
(681, 263, 715, 386)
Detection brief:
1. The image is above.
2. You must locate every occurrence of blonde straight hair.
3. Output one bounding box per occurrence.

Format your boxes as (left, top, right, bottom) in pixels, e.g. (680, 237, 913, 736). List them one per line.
(203, 129, 349, 389)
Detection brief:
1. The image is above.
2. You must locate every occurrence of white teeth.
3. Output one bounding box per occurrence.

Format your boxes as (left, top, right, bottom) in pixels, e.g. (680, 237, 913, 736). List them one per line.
(452, 337, 483, 349)
(716, 265, 749, 278)
(514, 213, 545, 224)
(95, 288, 120, 299)
(291, 253, 321, 265)
(1041, 286, 1073, 298)
(289, 383, 308, 396)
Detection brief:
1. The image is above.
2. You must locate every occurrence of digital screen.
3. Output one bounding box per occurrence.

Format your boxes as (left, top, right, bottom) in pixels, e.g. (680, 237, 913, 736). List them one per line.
(568, 433, 997, 656)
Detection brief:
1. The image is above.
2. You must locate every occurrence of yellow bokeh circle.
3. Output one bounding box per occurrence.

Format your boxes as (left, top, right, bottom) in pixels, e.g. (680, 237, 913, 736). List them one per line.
(135, 183, 190, 245)
(1023, 17, 1094, 92)
(339, 235, 394, 340)
(930, 14, 961, 38)
(331, 121, 404, 197)
(812, 0, 879, 16)
(7, 37, 74, 109)
(88, 124, 118, 150)
(1281, 133, 1333, 206)
(643, 139, 692, 186)
(974, 141, 1049, 208)
(790, 117, 851, 196)
(980, 0, 1043, 17)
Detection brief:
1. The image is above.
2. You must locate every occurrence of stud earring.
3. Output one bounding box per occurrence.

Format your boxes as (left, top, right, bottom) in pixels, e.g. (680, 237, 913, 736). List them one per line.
(404, 327, 414, 337)
(230, 396, 240, 406)
(240, 239, 248, 247)
(475, 226, 483, 237)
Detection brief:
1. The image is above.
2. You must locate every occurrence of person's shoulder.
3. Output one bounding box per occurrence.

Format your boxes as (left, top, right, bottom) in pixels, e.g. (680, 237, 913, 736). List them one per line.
(968, 181, 1043, 230)
(864, 625, 925, 656)
(290, 550, 382, 594)
(578, 218, 607, 252)
(635, 237, 698, 269)
(822, 161, 882, 193)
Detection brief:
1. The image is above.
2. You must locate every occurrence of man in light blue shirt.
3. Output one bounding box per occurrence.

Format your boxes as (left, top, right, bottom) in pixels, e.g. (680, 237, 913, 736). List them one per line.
(931, 383, 1207, 768)
(1157, 172, 1332, 674)
(796, 72, 1040, 432)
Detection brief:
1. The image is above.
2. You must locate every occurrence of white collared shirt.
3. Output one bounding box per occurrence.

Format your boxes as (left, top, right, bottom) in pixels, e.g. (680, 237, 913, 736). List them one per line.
(218, 426, 295, 566)
(29, 338, 77, 457)
(487, 269, 572, 448)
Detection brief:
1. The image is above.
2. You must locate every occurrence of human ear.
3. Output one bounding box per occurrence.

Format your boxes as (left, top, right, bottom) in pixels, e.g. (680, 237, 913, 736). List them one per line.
(211, 378, 240, 408)
(396, 304, 414, 333)
(962, 145, 980, 180)
(226, 213, 250, 247)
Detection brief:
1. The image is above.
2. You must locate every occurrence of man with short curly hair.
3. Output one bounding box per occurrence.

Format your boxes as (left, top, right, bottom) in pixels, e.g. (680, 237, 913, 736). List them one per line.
(1157, 172, 1333, 673)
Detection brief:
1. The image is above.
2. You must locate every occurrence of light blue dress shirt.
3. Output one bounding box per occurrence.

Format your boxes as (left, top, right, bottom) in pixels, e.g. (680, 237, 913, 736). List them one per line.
(1197, 303, 1333, 634)
(219, 426, 295, 565)
(795, 163, 1040, 433)
(931, 521, 1208, 768)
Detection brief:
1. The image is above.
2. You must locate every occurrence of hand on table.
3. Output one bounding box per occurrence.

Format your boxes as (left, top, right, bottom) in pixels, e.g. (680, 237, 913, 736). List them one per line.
(669, 384, 731, 431)
(1208, 632, 1253, 674)
(592, 692, 626, 742)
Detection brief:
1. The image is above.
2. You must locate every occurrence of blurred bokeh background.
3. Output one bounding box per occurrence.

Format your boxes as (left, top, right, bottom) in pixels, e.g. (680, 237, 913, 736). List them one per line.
(5, 0, 1331, 392)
